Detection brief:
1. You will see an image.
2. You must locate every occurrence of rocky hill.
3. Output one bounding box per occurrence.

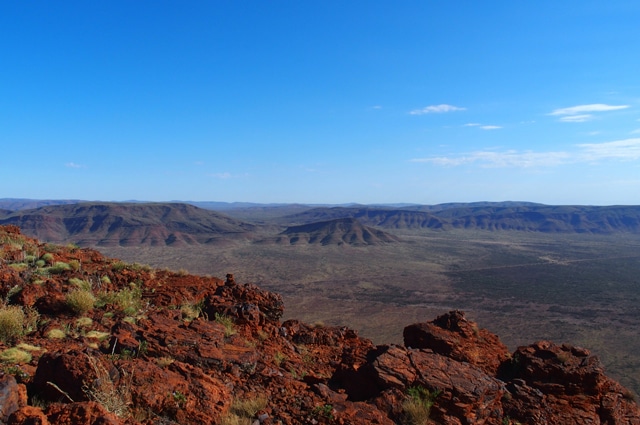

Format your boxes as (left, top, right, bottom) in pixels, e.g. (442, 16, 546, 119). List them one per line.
(0, 203, 256, 246)
(272, 218, 399, 246)
(1, 225, 639, 424)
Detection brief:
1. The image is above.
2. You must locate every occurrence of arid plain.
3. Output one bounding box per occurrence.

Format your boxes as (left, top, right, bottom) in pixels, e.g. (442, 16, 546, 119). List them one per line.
(97, 226, 640, 395)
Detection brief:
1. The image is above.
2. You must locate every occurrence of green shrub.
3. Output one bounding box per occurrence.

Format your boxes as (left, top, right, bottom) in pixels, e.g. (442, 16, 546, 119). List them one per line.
(66, 289, 96, 315)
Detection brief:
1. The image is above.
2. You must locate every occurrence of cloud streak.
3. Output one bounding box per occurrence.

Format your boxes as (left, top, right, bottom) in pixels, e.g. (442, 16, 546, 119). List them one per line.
(411, 138, 640, 168)
(463, 123, 501, 130)
(549, 103, 630, 123)
(409, 104, 466, 115)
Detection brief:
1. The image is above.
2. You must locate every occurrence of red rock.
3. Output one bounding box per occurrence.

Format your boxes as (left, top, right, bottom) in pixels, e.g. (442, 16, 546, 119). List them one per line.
(45, 401, 121, 425)
(7, 406, 50, 425)
(403, 310, 510, 376)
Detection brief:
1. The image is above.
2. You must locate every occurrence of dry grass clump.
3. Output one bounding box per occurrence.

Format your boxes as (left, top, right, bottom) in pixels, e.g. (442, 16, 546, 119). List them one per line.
(220, 395, 267, 425)
(97, 285, 143, 315)
(0, 347, 32, 364)
(401, 386, 440, 425)
(0, 305, 26, 343)
(214, 313, 236, 337)
(83, 355, 132, 418)
(66, 289, 96, 315)
(180, 300, 203, 322)
(46, 328, 66, 339)
(49, 261, 72, 274)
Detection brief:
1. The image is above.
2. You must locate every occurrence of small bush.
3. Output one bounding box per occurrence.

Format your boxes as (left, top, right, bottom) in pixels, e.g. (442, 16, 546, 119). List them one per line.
(66, 289, 96, 315)
(0, 306, 25, 343)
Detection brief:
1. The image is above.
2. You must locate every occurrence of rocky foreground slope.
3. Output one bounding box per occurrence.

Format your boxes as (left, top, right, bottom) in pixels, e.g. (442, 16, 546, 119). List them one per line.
(0, 225, 639, 425)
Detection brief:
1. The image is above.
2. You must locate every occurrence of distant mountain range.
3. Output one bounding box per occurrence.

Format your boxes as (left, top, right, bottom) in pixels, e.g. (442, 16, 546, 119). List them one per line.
(0, 202, 255, 246)
(281, 205, 640, 233)
(1, 200, 640, 247)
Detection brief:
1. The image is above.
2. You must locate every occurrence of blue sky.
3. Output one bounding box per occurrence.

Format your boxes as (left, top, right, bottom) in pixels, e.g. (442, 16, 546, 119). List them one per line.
(2, 1, 640, 205)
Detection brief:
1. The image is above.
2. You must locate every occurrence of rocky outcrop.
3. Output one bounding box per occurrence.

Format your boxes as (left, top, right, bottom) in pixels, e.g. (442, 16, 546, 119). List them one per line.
(0, 225, 639, 424)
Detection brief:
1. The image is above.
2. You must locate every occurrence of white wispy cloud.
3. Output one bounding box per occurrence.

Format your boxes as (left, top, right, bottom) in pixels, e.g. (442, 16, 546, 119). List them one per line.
(577, 138, 640, 161)
(549, 103, 630, 123)
(409, 104, 466, 115)
(558, 114, 594, 123)
(411, 138, 640, 168)
(463, 123, 501, 130)
(65, 162, 85, 168)
(630, 129, 640, 135)
(550, 104, 630, 115)
(412, 150, 570, 168)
